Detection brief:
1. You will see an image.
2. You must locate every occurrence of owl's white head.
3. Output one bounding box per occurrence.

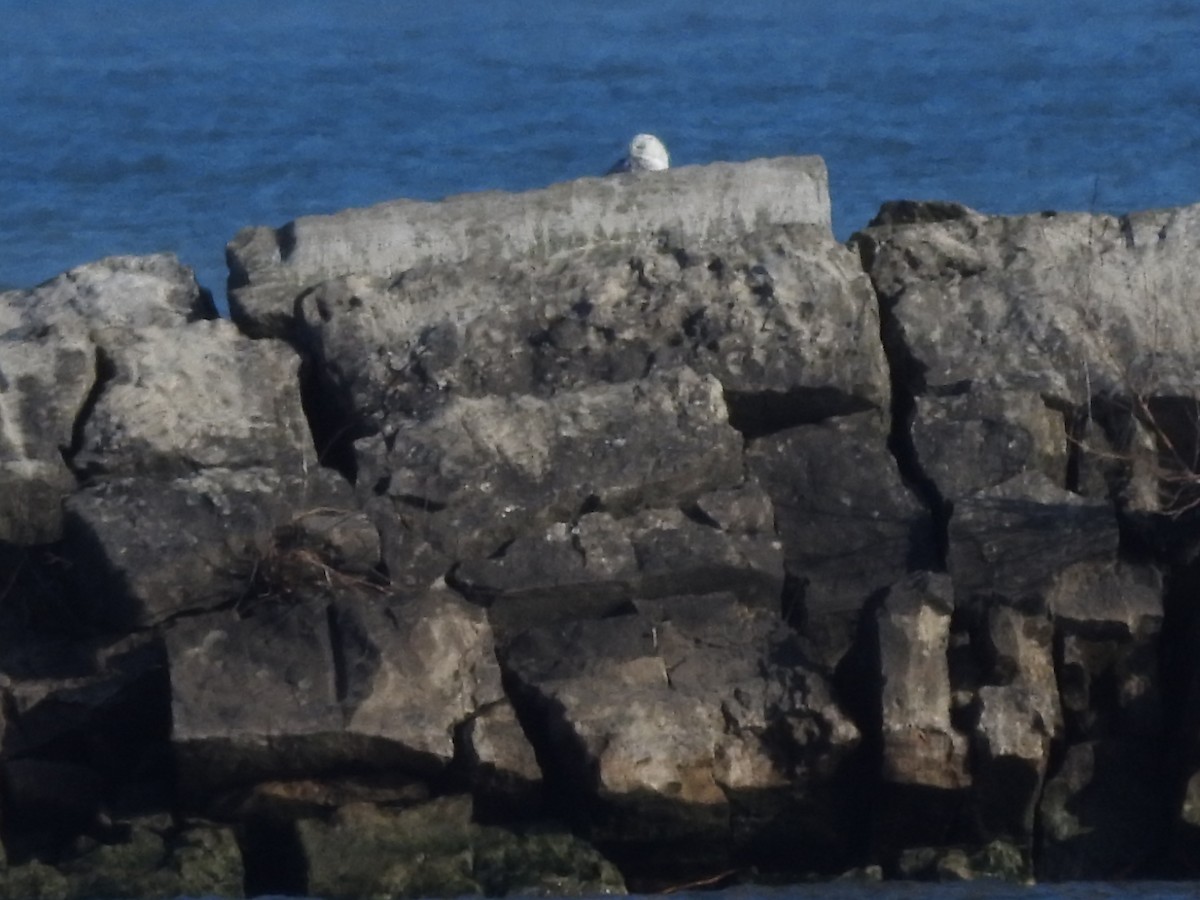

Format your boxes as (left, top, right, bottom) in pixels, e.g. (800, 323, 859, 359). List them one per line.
(626, 133, 670, 171)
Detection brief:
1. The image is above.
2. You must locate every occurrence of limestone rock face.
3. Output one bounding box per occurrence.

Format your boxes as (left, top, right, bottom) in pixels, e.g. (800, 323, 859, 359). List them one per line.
(15, 261, 328, 630)
(856, 202, 1200, 403)
(910, 392, 1068, 503)
(970, 605, 1061, 845)
(876, 574, 963, 786)
(167, 588, 503, 795)
(63, 470, 333, 629)
(73, 320, 312, 478)
(747, 411, 931, 669)
(856, 201, 1200, 531)
(501, 597, 861, 876)
(359, 367, 745, 567)
(0, 254, 210, 544)
(228, 156, 834, 337)
(291, 223, 887, 432)
(12, 172, 1200, 892)
(452, 507, 784, 637)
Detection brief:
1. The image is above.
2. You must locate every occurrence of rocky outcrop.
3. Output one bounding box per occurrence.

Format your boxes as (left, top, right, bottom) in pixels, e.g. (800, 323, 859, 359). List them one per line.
(501, 595, 860, 881)
(4, 161, 1200, 896)
(227, 156, 833, 338)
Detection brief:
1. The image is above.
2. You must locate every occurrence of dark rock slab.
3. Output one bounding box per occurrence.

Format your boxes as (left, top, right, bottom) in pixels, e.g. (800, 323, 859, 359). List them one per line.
(910, 391, 1068, 502)
(501, 595, 860, 875)
(168, 587, 502, 795)
(360, 366, 745, 571)
(1047, 561, 1163, 741)
(0, 632, 165, 759)
(454, 507, 784, 637)
(62, 469, 343, 629)
(746, 411, 931, 668)
(948, 471, 1118, 598)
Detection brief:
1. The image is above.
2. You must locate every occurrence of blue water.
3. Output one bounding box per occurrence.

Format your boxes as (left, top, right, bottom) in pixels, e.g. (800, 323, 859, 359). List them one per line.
(2, 0, 1199, 301)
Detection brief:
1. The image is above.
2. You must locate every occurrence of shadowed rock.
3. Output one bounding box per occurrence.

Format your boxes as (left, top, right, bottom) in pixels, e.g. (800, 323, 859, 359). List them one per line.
(501, 596, 861, 877)
(167, 588, 503, 796)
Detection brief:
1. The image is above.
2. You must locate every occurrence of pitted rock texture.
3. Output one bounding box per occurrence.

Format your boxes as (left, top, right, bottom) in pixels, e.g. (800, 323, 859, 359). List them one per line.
(168, 588, 503, 794)
(7, 168, 1200, 894)
(0, 253, 211, 543)
(228, 156, 833, 338)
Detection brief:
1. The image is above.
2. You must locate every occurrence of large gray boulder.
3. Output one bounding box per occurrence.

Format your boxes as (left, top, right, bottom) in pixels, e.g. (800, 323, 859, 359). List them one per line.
(910, 392, 1068, 503)
(72, 320, 313, 478)
(228, 157, 833, 337)
(501, 596, 861, 876)
(291, 222, 887, 434)
(167, 587, 504, 796)
(359, 367, 743, 571)
(855, 200, 1200, 528)
(63, 468, 354, 630)
(0, 254, 211, 544)
(38, 280, 329, 628)
(856, 201, 1200, 403)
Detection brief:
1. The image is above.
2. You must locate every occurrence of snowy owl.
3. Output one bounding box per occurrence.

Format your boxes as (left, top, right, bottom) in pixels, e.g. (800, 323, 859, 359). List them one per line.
(606, 134, 670, 174)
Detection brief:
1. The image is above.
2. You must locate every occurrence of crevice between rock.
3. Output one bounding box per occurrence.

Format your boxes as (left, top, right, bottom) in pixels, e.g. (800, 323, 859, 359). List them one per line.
(295, 354, 373, 486)
(61, 345, 116, 482)
(723, 386, 875, 439)
(863, 277, 952, 571)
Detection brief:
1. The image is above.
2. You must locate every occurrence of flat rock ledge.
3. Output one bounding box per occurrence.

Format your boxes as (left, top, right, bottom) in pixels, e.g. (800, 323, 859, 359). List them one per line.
(2, 160, 1200, 897)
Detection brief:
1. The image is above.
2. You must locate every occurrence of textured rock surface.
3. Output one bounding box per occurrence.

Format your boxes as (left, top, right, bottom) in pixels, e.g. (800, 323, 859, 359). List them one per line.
(168, 588, 503, 793)
(502, 597, 861, 876)
(875, 572, 964, 790)
(228, 156, 833, 337)
(856, 202, 1200, 403)
(747, 411, 931, 669)
(359, 367, 744, 568)
(9, 172, 1200, 894)
(73, 320, 311, 478)
(947, 471, 1118, 597)
(0, 254, 210, 544)
(291, 222, 886, 433)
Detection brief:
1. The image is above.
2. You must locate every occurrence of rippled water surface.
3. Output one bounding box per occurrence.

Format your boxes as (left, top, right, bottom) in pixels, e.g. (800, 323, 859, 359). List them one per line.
(2, 1, 1199, 297)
